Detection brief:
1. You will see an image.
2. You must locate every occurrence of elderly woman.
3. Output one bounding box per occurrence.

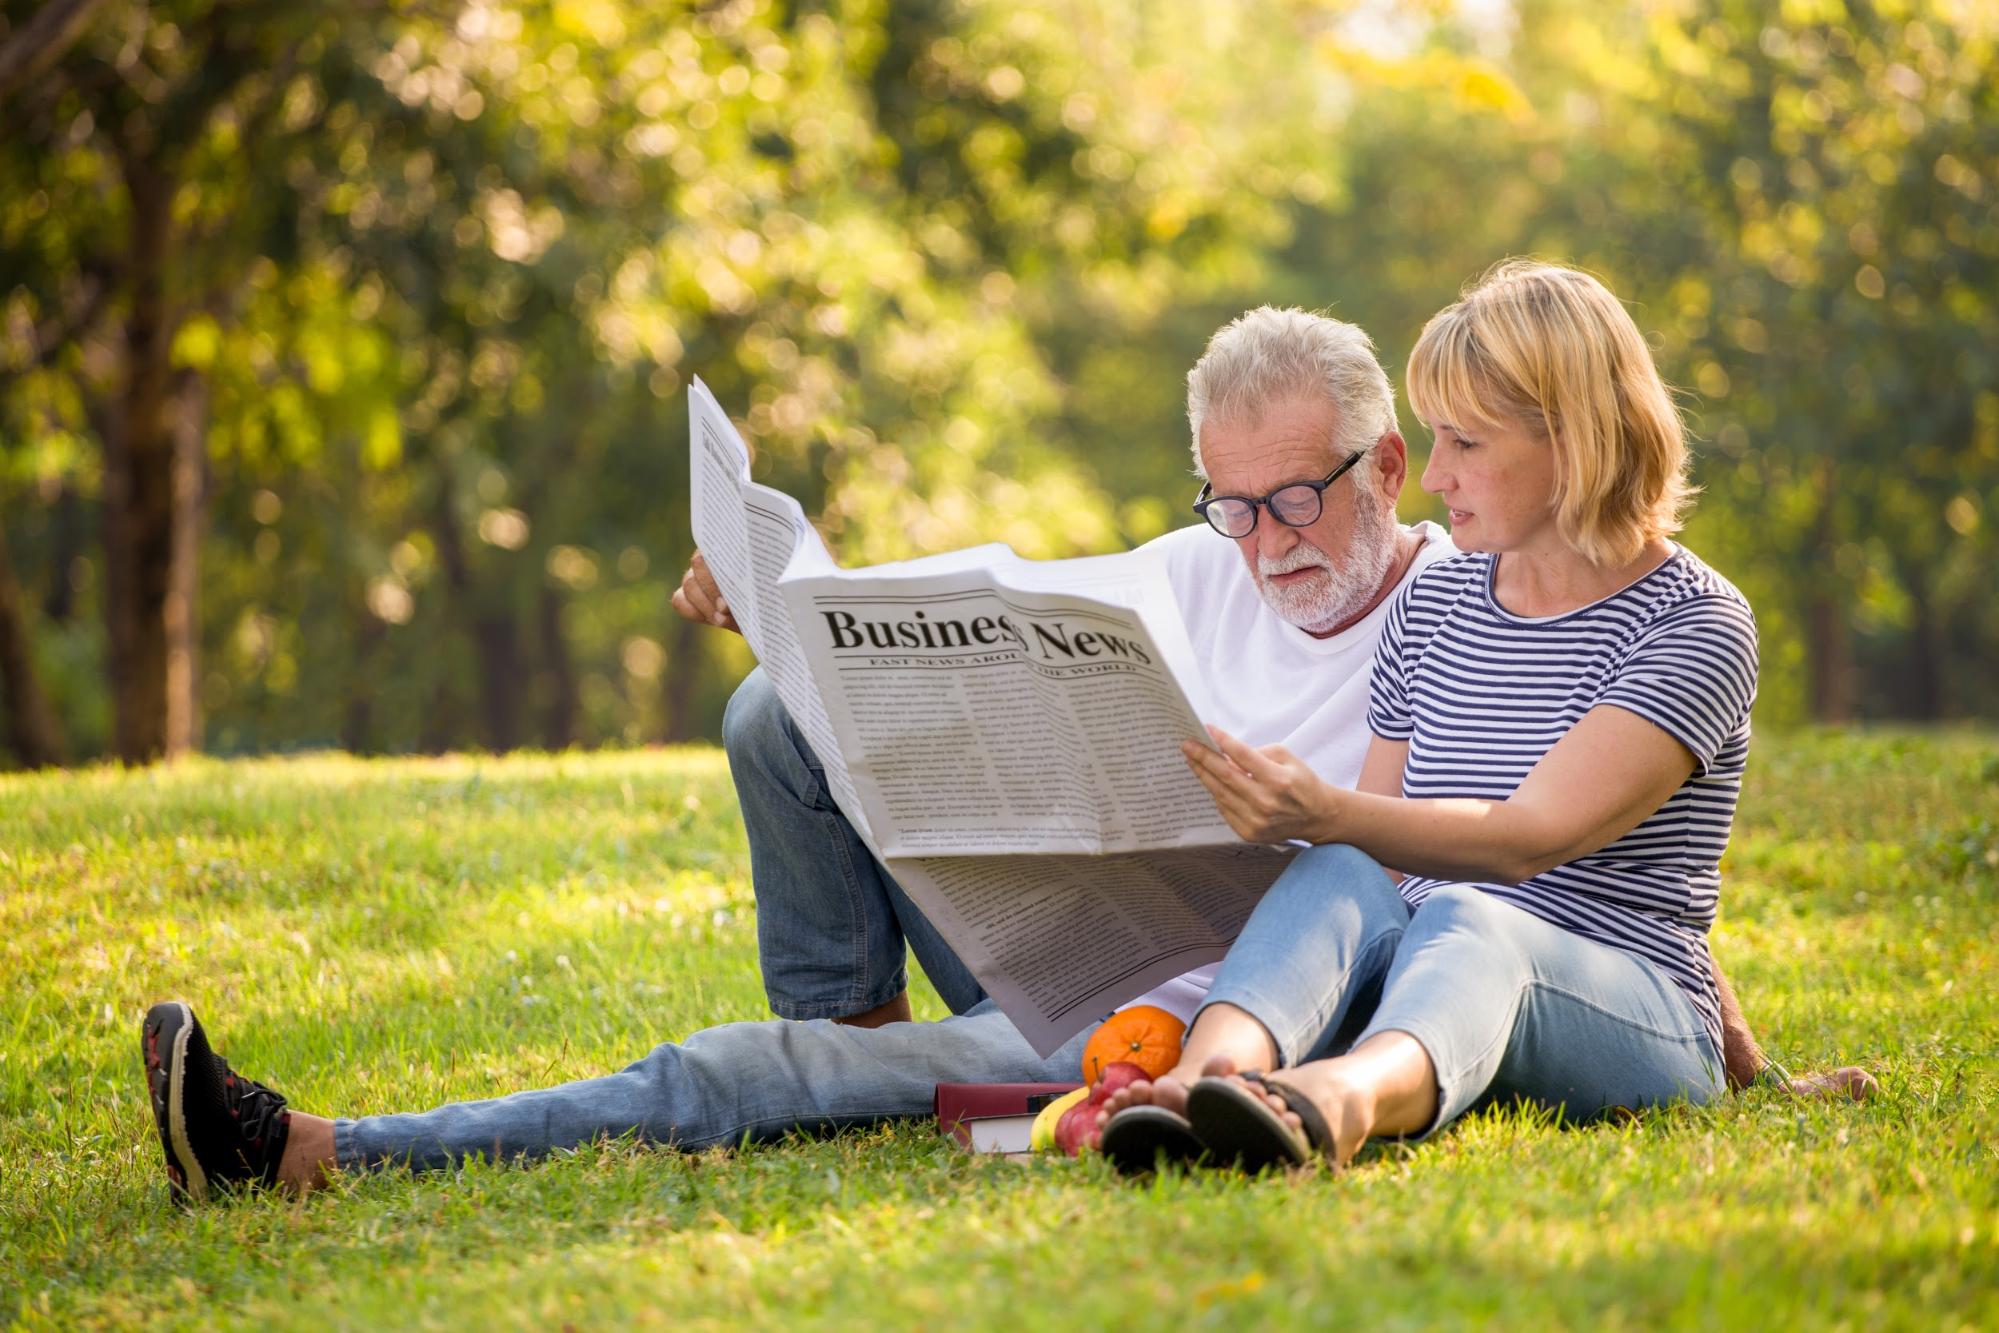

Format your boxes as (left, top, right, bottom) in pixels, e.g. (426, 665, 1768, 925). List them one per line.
(1099, 260, 1757, 1169)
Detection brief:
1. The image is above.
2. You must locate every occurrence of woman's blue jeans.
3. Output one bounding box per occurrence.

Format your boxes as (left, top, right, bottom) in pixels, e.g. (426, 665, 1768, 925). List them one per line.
(1200, 843, 1726, 1132)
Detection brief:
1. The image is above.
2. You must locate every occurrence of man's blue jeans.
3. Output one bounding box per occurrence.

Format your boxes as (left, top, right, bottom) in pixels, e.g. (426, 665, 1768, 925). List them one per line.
(721, 667, 986, 1019)
(334, 999, 1090, 1171)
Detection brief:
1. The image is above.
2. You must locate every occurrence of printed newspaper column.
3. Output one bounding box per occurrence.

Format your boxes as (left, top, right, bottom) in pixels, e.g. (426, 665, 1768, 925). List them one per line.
(887, 846, 1295, 1055)
(687, 379, 878, 849)
(687, 381, 766, 650)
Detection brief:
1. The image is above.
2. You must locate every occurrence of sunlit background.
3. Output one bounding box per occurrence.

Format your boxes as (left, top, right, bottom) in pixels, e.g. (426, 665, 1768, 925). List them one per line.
(2, 0, 1993, 766)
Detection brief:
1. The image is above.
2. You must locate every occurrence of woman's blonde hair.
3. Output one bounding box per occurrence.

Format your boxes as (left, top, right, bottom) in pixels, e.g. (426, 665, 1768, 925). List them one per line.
(1406, 259, 1693, 566)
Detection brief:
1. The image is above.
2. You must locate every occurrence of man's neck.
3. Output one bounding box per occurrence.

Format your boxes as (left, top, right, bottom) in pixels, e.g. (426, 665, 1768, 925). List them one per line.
(1301, 526, 1424, 640)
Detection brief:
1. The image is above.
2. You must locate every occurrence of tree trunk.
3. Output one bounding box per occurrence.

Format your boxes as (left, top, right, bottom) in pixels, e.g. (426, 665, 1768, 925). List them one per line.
(658, 613, 705, 743)
(417, 675, 461, 755)
(430, 476, 523, 752)
(1902, 570, 1945, 721)
(40, 481, 82, 625)
(339, 604, 385, 753)
(164, 371, 207, 754)
(0, 518, 69, 767)
(101, 156, 180, 763)
(472, 610, 524, 751)
(536, 582, 578, 749)
(1804, 591, 1857, 722)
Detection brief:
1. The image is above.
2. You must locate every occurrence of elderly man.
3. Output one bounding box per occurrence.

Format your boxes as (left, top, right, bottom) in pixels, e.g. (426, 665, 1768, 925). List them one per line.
(140, 310, 1830, 1202)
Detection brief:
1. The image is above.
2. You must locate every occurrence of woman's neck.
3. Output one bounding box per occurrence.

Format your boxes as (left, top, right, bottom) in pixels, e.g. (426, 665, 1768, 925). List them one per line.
(1491, 538, 1673, 618)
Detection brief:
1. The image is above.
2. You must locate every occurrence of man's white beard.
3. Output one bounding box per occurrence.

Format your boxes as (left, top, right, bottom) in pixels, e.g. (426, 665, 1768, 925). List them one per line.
(1252, 500, 1397, 635)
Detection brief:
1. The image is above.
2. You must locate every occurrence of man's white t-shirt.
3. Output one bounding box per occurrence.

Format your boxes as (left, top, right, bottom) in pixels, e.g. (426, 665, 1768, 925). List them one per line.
(1121, 519, 1456, 1022)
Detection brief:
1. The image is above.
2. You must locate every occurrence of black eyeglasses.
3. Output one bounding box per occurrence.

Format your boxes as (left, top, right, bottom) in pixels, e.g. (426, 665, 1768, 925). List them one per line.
(1192, 451, 1368, 538)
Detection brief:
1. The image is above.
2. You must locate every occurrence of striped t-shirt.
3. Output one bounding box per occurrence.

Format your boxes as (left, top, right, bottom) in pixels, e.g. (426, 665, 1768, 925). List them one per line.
(1365, 546, 1759, 1047)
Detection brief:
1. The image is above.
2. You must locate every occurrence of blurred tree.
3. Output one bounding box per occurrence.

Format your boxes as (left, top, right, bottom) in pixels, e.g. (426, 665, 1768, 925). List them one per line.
(0, 0, 109, 99)
(1631, 0, 1999, 721)
(0, 512, 66, 765)
(3, 0, 1991, 765)
(1253, 0, 1998, 723)
(0, 0, 373, 760)
(1435, 0, 1996, 723)
(2, 0, 1370, 762)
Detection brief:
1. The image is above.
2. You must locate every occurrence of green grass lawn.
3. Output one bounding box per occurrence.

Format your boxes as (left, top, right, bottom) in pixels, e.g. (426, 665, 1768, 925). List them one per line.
(3, 732, 1995, 1329)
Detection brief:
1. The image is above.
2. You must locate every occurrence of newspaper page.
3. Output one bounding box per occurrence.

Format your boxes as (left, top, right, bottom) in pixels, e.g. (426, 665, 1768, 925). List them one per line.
(688, 381, 1046, 853)
(689, 379, 1301, 1052)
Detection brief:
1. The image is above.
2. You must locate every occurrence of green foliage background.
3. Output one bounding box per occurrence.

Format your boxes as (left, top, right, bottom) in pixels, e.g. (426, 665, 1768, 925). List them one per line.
(3, 0, 1995, 761)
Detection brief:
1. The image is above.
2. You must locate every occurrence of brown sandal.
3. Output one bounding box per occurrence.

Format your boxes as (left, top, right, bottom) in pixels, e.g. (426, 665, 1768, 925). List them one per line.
(1099, 1104, 1207, 1176)
(1185, 1071, 1333, 1171)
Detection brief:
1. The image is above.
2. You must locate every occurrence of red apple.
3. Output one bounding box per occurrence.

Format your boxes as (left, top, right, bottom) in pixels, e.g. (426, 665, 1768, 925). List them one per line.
(1054, 1098, 1102, 1156)
(1092, 1061, 1150, 1101)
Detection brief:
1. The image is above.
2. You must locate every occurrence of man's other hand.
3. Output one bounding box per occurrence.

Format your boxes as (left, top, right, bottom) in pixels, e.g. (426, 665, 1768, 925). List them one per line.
(672, 550, 740, 633)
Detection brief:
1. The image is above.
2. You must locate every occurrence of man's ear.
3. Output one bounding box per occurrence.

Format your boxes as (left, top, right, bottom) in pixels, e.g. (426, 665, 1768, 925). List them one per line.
(1374, 430, 1409, 507)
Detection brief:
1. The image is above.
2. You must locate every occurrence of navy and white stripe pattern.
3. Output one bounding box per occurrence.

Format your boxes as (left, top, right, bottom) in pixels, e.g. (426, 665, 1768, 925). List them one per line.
(1366, 547, 1759, 1048)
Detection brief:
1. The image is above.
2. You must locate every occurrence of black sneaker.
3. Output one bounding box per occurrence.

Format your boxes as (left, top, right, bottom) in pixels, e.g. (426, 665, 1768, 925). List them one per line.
(141, 1000, 292, 1203)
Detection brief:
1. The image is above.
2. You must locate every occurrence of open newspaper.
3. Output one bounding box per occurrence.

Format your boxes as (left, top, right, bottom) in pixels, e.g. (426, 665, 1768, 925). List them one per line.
(690, 379, 1295, 1053)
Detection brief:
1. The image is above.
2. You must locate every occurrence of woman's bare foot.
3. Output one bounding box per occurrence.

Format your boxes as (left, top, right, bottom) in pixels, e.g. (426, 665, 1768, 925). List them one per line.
(1094, 1054, 1222, 1128)
(1096, 1000, 1281, 1130)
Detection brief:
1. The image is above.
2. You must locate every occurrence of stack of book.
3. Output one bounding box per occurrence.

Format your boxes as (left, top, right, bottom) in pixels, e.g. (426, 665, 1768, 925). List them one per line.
(934, 1082, 1083, 1154)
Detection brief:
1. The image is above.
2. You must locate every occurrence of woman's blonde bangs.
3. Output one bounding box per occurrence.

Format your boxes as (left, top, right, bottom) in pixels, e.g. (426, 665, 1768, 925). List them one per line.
(1406, 307, 1532, 442)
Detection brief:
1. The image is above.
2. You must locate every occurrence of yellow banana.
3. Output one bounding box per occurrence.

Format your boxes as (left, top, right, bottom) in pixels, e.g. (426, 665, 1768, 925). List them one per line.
(1029, 1087, 1091, 1152)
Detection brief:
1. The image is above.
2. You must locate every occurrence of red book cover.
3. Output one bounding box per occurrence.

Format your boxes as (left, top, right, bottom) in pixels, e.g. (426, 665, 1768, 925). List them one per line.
(934, 1082, 1083, 1150)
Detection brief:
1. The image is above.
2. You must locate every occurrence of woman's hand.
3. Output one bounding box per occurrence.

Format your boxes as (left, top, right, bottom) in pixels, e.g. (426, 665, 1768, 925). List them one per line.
(1182, 725, 1341, 844)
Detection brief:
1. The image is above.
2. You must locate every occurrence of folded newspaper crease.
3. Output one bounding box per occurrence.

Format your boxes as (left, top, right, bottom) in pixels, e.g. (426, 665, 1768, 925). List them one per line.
(691, 379, 1296, 1053)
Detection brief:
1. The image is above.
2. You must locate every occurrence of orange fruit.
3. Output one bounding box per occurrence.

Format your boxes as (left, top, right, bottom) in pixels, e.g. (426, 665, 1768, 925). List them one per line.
(1081, 1004, 1186, 1085)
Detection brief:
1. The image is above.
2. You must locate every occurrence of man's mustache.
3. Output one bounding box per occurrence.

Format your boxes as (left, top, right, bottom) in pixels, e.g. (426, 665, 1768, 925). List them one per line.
(1257, 546, 1333, 578)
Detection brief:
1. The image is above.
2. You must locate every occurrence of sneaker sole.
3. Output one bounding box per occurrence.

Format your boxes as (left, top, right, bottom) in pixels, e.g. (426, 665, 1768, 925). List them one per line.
(158, 1001, 210, 1204)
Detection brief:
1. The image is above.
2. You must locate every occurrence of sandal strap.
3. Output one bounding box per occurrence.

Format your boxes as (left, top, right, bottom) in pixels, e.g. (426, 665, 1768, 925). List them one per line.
(1256, 1074, 1336, 1155)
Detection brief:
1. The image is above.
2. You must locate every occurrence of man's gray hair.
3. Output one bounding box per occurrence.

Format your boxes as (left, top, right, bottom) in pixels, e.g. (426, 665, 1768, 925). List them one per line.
(1185, 307, 1397, 490)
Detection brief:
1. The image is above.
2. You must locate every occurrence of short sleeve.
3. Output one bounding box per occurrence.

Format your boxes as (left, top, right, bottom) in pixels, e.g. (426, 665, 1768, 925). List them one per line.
(1366, 583, 1417, 740)
(1599, 595, 1759, 774)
